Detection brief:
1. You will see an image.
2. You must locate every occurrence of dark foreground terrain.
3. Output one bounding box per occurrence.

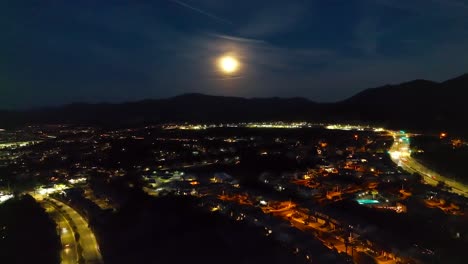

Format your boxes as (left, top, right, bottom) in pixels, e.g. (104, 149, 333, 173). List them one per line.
(0, 195, 60, 264)
(97, 189, 306, 264)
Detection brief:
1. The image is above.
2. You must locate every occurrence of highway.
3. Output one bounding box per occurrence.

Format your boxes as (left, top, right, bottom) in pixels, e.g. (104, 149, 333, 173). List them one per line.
(388, 131, 468, 197)
(41, 200, 79, 264)
(36, 195, 103, 264)
(50, 198, 103, 264)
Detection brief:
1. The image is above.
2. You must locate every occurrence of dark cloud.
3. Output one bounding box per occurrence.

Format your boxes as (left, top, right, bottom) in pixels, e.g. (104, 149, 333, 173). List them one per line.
(1, 0, 468, 108)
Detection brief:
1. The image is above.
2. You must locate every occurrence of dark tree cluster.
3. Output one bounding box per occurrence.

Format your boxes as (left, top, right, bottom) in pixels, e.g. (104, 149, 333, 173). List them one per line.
(96, 191, 307, 264)
(411, 136, 468, 184)
(327, 199, 468, 263)
(0, 195, 60, 264)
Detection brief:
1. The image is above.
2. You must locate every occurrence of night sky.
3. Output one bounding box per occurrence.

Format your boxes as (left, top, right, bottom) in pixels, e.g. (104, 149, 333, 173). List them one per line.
(2, 0, 468, 109)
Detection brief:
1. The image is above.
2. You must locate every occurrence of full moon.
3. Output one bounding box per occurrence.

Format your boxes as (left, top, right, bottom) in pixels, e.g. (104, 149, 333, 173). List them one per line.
(218, 56, 239, 74)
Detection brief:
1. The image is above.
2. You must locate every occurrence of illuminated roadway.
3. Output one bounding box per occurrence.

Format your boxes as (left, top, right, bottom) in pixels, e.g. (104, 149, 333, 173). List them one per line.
(41, 200, 79, 264)
(50, 198, 103, 264)
(388, 131, 468, 197)
(263, 203, 396, 264)
(36, 195, 103, 264)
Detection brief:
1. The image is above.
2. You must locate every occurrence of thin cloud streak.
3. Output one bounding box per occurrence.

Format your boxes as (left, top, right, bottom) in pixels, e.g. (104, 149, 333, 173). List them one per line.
(210, 75, 245, 81)
(211, 34, 266, 44)
(169, 0, 233, 25)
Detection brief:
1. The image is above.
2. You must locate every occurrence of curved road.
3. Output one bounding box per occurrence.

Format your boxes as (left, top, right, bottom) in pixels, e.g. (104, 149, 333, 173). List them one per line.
(49, 198, 103, 264)
(41, 200, 80, 264)
(37, 195, 103, 264)
(388, 131, 468, 197)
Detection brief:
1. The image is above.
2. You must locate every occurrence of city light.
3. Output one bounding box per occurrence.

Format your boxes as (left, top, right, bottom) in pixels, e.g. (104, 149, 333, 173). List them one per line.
(2, 0, 466, 261)
(1, 122, 466, 264)
(390, 151, 401, 159)
(69, 178, 86, 184)
(0, 193, 13, 203)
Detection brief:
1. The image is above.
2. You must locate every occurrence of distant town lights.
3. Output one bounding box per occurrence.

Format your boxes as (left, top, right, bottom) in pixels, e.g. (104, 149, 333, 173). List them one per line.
(0, 194, 13, 203)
